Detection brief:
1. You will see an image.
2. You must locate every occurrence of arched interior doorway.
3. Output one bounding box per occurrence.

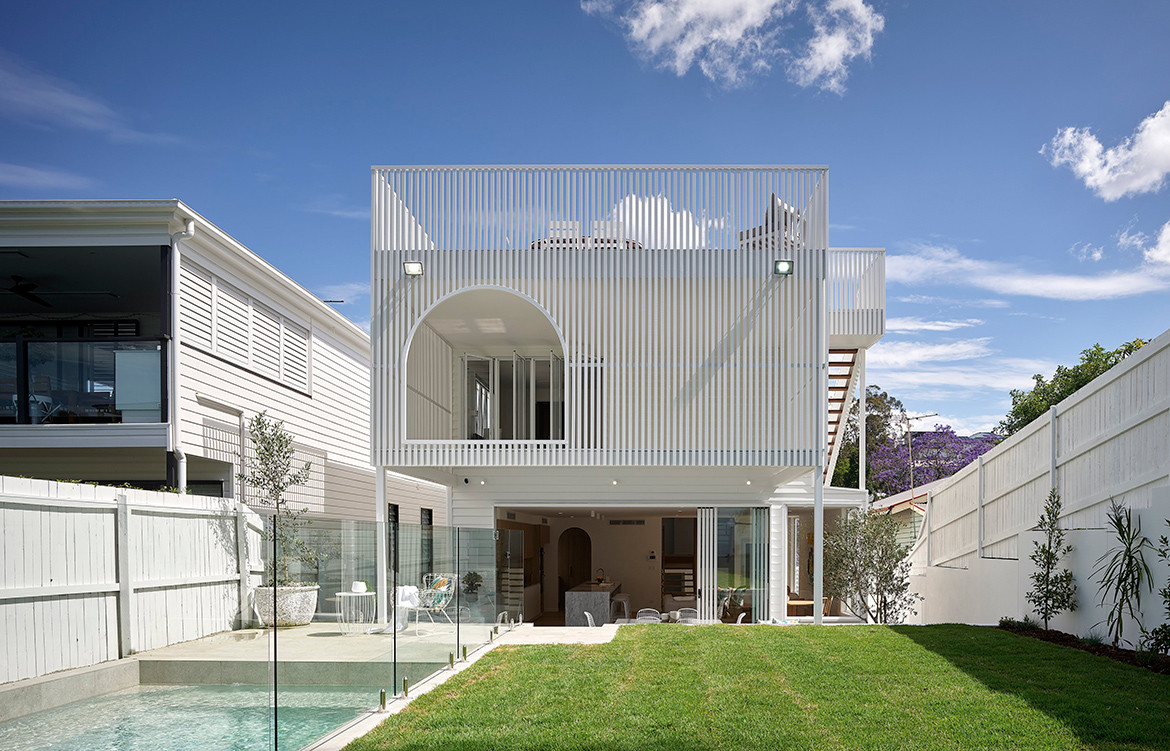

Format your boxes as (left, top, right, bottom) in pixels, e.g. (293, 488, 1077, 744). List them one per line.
(557, 527, 591, 610)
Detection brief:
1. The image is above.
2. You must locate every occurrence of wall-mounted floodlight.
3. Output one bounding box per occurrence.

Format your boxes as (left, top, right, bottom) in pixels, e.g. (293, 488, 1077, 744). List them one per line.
(403, 261, 424, 276)
(773, 259, 794, 276)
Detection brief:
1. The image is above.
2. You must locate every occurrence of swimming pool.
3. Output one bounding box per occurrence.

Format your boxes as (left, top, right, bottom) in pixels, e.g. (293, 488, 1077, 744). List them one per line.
(0, 683, 382, 751)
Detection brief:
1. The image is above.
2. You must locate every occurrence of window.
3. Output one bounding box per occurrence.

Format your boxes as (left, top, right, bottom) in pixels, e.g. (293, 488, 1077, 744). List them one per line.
(461, 353, 564, 440)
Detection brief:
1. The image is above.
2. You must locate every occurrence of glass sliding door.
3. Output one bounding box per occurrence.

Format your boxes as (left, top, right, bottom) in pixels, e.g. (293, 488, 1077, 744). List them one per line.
(512, 353, 531, 440)
(714, 507, 769, 623)
(463, 356, 493, 439)
(550, 351, 564, 440)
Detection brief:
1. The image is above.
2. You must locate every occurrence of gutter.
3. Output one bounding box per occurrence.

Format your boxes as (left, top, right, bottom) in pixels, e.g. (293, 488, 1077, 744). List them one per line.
(169, 218, 195, 494)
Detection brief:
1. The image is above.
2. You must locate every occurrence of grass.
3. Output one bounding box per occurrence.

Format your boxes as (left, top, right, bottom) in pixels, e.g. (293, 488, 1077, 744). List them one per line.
(344, 624, 1170, 751)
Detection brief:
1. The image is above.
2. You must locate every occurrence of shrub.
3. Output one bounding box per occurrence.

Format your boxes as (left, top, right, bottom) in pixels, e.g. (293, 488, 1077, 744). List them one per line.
(1093, 500, 1153, 648)
(1080, 630, 1104, 646)
(824, 510, 921, 624)
(1025, 489, 1077, 629)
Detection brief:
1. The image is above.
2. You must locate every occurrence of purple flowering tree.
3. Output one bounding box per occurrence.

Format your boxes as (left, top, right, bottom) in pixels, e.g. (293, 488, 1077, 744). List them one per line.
(870, 424, 999, 499)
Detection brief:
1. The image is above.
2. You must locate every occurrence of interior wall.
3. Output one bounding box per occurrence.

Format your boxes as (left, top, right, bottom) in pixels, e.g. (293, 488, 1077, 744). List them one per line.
(543, 515, 665, 614)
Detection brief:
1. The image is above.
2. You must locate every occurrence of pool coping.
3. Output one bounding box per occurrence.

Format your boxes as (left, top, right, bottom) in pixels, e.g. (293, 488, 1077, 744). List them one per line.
(0, 659, 140, 724)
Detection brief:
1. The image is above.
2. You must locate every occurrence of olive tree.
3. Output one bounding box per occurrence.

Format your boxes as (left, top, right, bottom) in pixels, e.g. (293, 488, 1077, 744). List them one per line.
(824, 509, 921, 624)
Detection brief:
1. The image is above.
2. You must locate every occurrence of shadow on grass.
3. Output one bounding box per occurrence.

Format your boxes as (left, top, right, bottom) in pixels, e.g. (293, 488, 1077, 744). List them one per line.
(893, 624, 1170, 750)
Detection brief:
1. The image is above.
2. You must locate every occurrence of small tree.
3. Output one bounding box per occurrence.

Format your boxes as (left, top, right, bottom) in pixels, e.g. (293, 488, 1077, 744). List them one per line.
(824, 509, 921, 624)
(1025, 489, 1077, 629)
(238, 411, 315, 586)
(1093, 499, 1153, 648)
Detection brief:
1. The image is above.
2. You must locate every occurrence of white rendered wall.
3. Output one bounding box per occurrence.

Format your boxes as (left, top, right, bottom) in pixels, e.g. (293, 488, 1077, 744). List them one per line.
(910, 327, 1170, 629)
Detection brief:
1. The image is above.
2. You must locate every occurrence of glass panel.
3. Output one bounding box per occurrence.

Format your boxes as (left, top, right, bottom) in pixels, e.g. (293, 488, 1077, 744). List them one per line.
(513, 353, 530, 440)
(550, 351, 564, 440)
(25, 340, 163, 424)
(457, 527, 499, 653)
(715, 507, 769, 623)
(496, 529, 524, 623)
(464, 356, 492, 439)
(0, 341, 15, 424)
(395, 523, 457, 692)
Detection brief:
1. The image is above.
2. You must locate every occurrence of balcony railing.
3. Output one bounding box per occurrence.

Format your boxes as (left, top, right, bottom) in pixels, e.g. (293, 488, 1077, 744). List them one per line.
(827, 247, 885, 340)
(0, 338, 166, 425)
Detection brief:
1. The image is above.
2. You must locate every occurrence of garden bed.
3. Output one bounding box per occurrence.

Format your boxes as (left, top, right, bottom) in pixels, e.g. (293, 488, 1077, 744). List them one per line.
(998, 622, 1170, 674)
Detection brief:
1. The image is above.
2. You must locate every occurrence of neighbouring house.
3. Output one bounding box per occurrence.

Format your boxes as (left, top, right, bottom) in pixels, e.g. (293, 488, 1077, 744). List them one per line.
(871, 478, 946, 548)
(370, 165, 886, 624)
(0, 200, 446, 521)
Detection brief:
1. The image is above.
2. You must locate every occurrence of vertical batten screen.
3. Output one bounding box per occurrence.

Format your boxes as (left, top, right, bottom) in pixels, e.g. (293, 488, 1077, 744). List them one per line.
(372, 166, 833, 469)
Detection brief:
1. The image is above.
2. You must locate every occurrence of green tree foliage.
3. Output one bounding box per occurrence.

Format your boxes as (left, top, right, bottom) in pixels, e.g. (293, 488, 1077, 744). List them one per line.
(999, 339, 1148, 437)
(824, 509, 921, 624)
(1140, 521, 1170, 655)
(1025, 489, 1077, 630)
(238, 411, 315, 585)
(831, 385, 905, 491)
(1093, 500, 1153, 648)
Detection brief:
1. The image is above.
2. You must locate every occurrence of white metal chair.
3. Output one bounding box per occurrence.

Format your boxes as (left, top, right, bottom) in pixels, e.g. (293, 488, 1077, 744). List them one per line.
(584, 611, 598, 627)
(677, 607, 700, 624)
(412, 573, 455, 635)
(635, 607, 661, 623)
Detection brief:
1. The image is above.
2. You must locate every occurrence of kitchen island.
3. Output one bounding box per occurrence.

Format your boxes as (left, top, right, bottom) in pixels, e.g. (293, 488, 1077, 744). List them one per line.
(565, 581, 621, 626)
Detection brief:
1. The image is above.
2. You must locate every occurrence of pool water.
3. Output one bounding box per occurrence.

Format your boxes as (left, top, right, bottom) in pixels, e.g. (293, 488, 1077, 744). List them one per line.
(0, 684, 382, 751)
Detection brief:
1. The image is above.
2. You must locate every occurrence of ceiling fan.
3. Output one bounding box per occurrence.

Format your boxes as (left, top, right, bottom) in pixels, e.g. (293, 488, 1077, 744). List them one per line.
(2, 276, 118, 308)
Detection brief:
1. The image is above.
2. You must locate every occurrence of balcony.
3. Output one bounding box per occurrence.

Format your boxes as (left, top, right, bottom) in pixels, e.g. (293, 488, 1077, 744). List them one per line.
(1, 338, 165, 425)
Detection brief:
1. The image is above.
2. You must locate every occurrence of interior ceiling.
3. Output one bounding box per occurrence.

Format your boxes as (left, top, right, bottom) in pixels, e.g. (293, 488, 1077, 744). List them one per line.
(423, 289, 561, 350)
(0, 246, 162, 318)
(502, 506, 699, 519)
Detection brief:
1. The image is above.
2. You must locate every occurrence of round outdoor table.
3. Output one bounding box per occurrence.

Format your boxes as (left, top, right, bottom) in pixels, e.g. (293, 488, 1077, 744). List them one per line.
(337, 591, 376, 634)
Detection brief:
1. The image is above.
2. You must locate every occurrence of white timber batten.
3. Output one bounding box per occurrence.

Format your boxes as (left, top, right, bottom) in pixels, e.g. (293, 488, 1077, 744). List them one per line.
(372, 166, 883, 470)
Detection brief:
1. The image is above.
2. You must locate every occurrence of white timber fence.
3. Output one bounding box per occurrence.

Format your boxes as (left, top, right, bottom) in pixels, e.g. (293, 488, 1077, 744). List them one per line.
(906, 326, 1170, 632)
(0, 475, 263, 684)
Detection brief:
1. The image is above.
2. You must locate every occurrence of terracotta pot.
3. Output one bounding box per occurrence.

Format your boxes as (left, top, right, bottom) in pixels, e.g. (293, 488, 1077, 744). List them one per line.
(254, 584, 319, 627)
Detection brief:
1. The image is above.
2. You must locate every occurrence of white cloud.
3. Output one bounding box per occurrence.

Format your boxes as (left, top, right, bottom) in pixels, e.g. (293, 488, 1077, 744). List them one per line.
(928, 413, 1006, 436)
(606, 194, 710, 248)
(581, 0, 882, 91)
(786, 0, 884, 95)
(886, 317, 983, 333)
(0, 54, 179, 144)
(305, 206, 369, 220)
(867, 338, 993, 368)
(1069, 241, 1103, 262)
(0, 163, 93, 190)
(316, 282, 369, 304)
(1042, 100, 1170, 201)
(870, 357, 1057, 397)
(888, 243, 1170, 300)
(895, 294, 1009, 308)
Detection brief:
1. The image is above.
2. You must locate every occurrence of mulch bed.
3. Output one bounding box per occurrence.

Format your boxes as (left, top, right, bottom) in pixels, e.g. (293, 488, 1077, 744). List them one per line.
(998, 624, 1170, 675)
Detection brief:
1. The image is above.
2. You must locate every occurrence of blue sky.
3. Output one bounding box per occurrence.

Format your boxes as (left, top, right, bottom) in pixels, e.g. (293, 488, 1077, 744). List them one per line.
(2, 0, 1168, 434)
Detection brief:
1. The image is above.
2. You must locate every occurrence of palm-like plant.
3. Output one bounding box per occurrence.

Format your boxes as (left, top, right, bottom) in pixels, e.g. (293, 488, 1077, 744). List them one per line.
(1093, 499, 1152, 648)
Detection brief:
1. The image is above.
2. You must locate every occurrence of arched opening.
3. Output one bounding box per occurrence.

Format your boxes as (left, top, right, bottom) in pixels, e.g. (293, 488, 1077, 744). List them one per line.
(557, 527, 591, 610)
(405, 288, 565, 441)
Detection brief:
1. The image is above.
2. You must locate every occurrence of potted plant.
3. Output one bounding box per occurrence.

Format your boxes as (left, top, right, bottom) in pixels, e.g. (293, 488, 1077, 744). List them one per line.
(462, 571, 483, 603)
(238, 411, 319, 627)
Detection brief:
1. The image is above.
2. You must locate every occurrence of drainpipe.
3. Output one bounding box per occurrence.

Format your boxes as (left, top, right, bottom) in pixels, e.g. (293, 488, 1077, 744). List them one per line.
(169, 218, 195, 494)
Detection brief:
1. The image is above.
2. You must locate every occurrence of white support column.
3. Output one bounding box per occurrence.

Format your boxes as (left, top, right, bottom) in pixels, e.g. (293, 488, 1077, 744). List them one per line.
(375, 468, 388, 625)
(813, 470, 824, 625)
(772, 504, 788, 622)
(858, 348, 867, 493)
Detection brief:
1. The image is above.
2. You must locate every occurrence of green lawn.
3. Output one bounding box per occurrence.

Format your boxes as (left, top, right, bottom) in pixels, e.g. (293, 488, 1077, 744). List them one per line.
(345, 624, 1170, 751)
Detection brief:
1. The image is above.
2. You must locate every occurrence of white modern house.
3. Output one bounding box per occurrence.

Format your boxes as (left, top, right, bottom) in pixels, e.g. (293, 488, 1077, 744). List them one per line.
(370, 165, 885, 625)
(0, 200, 445, 521)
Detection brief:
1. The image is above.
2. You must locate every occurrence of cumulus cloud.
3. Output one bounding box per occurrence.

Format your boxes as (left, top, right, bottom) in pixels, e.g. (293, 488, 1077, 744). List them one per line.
(1042, 100, 1170, 201)
(606, 193, 711, 248)
(0, 163, 93, 190)
(888, 243, 1170, 300)
(886, 317, 984, 333)
(581, 0, 882, 91)
(1120, 219, 1170, 267)
(0, 53, 179, 144)
(786, 0, 884, 94)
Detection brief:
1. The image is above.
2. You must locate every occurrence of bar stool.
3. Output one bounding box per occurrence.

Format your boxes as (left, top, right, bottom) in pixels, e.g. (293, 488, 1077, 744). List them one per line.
(610, 594, 631, 621)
